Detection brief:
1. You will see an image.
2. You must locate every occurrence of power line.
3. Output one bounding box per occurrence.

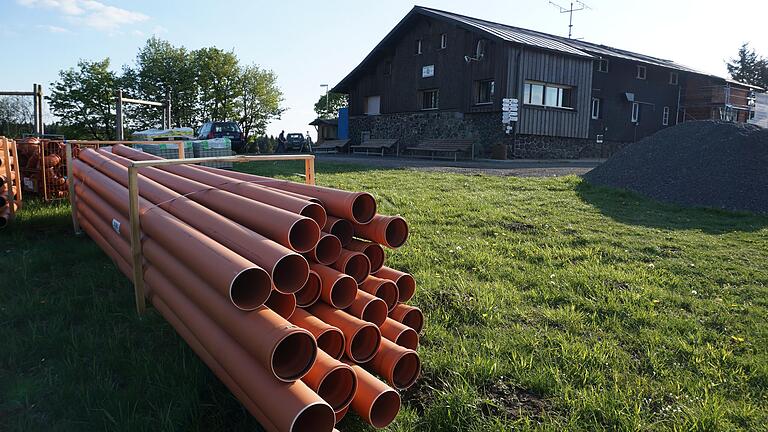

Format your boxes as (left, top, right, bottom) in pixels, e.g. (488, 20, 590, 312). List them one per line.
(548, 1, 591, 39)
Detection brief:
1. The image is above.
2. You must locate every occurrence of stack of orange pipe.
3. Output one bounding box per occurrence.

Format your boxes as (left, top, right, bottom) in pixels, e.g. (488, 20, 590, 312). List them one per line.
(72, 144, 424, 431)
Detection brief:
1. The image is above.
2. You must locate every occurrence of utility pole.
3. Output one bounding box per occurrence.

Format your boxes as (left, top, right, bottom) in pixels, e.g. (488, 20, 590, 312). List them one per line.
(320, 84, 329, 117)
(548, 1, 590, 39)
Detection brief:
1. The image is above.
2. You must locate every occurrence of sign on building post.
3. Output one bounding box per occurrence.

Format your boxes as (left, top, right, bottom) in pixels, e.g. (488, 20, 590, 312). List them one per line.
(502, 97, 519, 134)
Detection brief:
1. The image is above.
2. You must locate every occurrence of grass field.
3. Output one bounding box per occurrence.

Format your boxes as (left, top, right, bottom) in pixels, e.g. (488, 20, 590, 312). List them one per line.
(2, 160, 767, 431)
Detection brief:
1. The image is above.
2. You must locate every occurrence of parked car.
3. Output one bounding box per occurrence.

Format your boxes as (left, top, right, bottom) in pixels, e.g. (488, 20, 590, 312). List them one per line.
(197, 121, 245, 153)
(285, 133, 307, 151)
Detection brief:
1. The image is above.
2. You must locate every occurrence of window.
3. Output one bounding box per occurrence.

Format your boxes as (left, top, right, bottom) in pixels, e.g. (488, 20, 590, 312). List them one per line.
(474, 79, 495, 104)
(422, 65, 435, 78)
(597, 59, 609, 73)
(662, 106, 670, 125)
(415, 39, 422, 55)
(364, 96, 381, 115)
(636, 65, 647, 80)
(523, 81, 573, 108)
(591, 97, 601, 119)
(420, 89, 439, 110)
(669, 72, 678, 85)
(476, 39, 487, 58)
(631, 102, 640, 123)
(384, 61, 392, 75)
(440, 33, 447, 49)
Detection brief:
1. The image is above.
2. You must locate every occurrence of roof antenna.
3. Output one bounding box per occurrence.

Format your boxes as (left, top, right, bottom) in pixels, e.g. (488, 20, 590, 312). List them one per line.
(548, 1, 591, 39)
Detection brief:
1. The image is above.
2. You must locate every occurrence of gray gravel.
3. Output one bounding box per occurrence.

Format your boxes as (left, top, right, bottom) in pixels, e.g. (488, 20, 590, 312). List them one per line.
(585, 121, 768, 214)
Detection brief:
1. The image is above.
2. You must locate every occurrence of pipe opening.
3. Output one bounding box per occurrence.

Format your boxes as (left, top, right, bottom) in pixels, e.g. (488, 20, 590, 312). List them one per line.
(317, 366, 357, 411)
(0, 196, 7, 207)
(403, 309, 424, 333)
(377, 281, 399, 311)
(335, 405, 350, 424)
(396, 328, 419, 351)
(314, 235, 342, 265)
(229, 267, 272, 310)
(397, 275, 416, 302)
(350, 324, 381, 363)
(329, 219, 353, 247)
(317, 329, 345, 360)
(265, 291, 297, 319)
(344, 253, 370, 284)
(289, 218, 322, 253)
(351, 193, 377, 224)
(392, 352, 421, 390)
(272, 331, 317, 381)
(291, 402, 335, 432)
(362, 298, 388, 326)
(330, 276, 357, 309)
(369, 390, 401, 428)
(0, 216, 8, 229)
(295, 271, 322, 307)
(364, 244, 385, 273)
(272, 254, 310, 294)
(385, 217, 409, 248)
(301, 203, 327, 229)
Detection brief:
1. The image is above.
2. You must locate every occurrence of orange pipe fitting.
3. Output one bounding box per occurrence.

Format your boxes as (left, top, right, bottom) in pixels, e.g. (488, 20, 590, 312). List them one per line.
(309, 264, 357, 309)
(289, 308, 346, 360)
(358, 275, 399, 312)
(380, 317, 419, 350)
(389, 303, 424, 333)
(331, 249, 370, 284)
(304, 233, 342, 265)
(369, 337, 421, 390)
(345, 289, 388, 326)
(301, 350, 358, 412)
(346, 240, 385, 273)
(266, 290, 297, 320)
(347, 363, 401, 428)
(295, 270, 322, 307)
(374, 266, 416, 303)
(323, 216, 353, 247)
(308, 303, 382, 363)
(353, 214, 409, 249)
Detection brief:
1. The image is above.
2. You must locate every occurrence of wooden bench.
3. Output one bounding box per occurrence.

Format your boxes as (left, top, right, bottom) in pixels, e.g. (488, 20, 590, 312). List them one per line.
(313, 139, 349, 154)
(350, 139, 399, 156)
(406, 139, 475, 161)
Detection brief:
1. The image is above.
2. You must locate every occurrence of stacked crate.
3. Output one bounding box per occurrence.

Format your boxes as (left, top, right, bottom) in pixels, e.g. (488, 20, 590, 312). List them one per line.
(192, 138, 234, 169)
(135, 142, 193, 159)
(15, 138, 68, 201)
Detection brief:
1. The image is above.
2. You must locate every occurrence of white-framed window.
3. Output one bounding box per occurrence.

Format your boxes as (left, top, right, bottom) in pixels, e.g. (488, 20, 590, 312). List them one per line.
(419, 89, 439, 110)
(662, 106, 670, 125)
(440, 33, 447, 49)
(596, 134, 604, 143)
(631, 102, 640, 123)
(523, 81, 573, 108)
(669, 72, 678, 85)
(474, 79, 495, 104)
(597, 59, 609, 73)
(415, 39, 422, 55)
(591, 97, 601, 119)
(364, 96, 381, 115)
(636, 65, 647, 80)
(422, 65, 435, 78)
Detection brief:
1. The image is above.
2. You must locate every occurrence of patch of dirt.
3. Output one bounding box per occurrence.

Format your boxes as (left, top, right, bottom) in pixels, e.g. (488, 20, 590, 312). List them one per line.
(503, 221, 537, 233)
(479, 378, 548, 420)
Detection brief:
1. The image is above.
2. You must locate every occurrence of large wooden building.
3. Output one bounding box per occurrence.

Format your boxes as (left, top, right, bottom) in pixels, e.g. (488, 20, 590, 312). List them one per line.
(333, 6, 762, 158)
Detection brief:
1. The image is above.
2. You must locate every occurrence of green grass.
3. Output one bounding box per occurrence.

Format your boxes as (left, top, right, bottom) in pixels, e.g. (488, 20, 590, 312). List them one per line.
(1, 161, 767, 431)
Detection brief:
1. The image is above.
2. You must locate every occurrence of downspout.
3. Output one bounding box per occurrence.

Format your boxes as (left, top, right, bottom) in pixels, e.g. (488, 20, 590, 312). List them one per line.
(513, 46, 524, 158)
(676, 83, 682, 125)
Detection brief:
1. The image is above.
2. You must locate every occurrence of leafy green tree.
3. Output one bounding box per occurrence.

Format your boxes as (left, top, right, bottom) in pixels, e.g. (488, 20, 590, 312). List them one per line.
(47, 59, 118, 139)
(314, 92, 347, 118)
(194, 47, 240, 123)
(726, 43, 768, 88)
(237, 64, 285, 139)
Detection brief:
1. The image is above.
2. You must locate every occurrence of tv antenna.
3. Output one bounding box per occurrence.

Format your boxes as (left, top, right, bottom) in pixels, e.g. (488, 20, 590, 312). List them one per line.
(549, 1, 591, 39)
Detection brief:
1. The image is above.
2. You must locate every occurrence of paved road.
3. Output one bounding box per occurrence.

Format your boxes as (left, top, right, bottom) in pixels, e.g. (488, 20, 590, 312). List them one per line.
(317, 154, 603, 177)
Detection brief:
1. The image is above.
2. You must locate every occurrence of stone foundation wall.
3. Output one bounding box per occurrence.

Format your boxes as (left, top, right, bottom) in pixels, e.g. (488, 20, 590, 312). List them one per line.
(349, 111, 628, 159)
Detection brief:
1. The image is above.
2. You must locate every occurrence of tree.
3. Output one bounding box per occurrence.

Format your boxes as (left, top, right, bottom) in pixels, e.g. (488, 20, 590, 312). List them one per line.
(47, 59, 118, 139)
(0, 96, 34, 137)
(314, 92, 347, 118)
(194, 47, 241, 122)
(726, 43, 768, 89)
(237, 64, 285, 139)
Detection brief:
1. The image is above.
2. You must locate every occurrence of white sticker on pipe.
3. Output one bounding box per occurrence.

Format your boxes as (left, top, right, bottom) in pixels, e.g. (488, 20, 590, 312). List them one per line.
(112, 219, 121, 234)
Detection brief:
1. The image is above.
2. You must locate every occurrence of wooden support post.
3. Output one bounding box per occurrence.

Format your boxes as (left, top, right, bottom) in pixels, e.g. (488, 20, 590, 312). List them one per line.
(40, 140, 48, 201)
(66, 142, 80, 234)
(305, 157, 315, 185)
(128, 165, 146, 315)
(177, 142, 185, 159)
(2, 138, 15, 218)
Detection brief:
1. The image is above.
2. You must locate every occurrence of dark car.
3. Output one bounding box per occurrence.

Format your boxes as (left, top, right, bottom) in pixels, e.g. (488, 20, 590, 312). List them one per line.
(197, 121, 245, 153)
(285, 133, 306, 151)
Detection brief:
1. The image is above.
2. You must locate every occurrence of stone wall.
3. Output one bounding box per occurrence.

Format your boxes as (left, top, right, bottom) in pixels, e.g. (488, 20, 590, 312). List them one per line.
(349, 111, 628, 159)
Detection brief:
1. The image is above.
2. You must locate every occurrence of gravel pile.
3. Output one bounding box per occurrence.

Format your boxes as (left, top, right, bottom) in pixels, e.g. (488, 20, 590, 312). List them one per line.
(585, 121, 768, 214)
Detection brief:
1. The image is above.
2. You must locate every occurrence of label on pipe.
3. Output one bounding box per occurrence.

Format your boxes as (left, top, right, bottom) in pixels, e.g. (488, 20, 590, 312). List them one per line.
(112, 219, 121, 234)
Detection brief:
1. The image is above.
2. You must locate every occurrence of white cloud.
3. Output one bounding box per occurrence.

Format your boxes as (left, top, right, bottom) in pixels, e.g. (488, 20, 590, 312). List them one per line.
(36, 24, 71, 33)
(17, 0, 148, 31)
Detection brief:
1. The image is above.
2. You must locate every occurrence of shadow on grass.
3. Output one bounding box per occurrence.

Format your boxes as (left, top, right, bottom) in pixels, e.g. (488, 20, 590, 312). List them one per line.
(235, 159, 388, 178)
(576, 180, 768, 234)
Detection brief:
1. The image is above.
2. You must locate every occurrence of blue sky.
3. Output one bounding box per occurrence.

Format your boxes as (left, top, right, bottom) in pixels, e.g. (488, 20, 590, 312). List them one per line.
(2, 0, 767, 139)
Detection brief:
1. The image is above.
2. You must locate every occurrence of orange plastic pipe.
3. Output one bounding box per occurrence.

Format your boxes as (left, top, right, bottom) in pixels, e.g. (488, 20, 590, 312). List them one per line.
(346, 240, 385, 273)
(353, 214, 409, 249)
(334, 404, 349, 424)
(195, 165, 378, 224)
(389, 303, 424, 333)
(111, 145, 327, 227)
(72, 167, 270, 310)
(323, 216, 353, 247)
(380, 317, 419, 350)
(374, 266, 416, 303)
(289, 308, 346, 360)
(295, 270, 322, 307)
(75, 152, 309, 294)
(307, 303, 381, 363)
(347, 363, 401, 428)
(359, 275, 399, 312)
(301, 350, 357, 412)
(309, 264, 357, 309)
(345, 289, 388, 326)
(77, 198, 316, 381)
(101, 150, 320, 253)
(304, 233, 342, 265)
(330, 249, 370, 284)
(369, 337, 421, 390)
(266, 290, 297, 320)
